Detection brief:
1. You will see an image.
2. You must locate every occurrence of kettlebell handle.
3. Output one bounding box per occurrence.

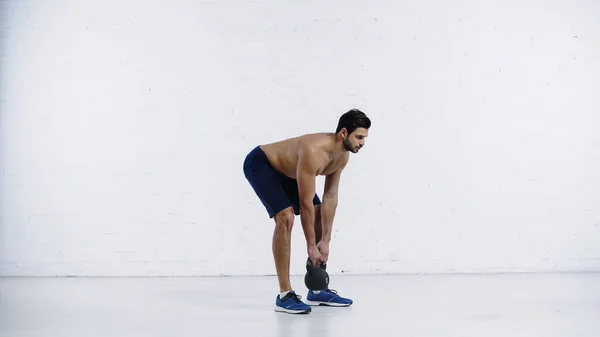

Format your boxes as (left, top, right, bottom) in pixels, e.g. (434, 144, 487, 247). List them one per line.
(306, 257, 327, 270)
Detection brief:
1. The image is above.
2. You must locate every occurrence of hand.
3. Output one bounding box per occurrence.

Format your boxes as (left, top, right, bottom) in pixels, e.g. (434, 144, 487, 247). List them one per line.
(307, 245, 323, 266)
(317, 241, 329, 264)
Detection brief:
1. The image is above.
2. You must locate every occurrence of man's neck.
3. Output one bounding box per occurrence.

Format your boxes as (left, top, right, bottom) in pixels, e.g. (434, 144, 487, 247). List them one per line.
(326, 133, 347, 157)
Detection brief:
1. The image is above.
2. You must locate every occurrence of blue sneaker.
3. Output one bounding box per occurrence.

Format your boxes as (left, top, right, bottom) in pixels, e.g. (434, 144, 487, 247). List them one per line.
(305, 288, 353, 307)
(275, 291, 311, 314)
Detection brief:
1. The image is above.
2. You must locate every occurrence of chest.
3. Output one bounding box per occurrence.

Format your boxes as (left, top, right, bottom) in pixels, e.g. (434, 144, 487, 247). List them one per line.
(317, 159, 344, 176)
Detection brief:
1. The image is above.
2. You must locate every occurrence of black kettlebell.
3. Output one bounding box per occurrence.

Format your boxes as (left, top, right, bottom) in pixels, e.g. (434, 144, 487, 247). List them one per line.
(304, 257, 329, 291)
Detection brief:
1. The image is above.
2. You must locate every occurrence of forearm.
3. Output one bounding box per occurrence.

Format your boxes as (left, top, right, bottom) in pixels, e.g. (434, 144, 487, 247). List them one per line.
(300, 202, 317, 247)
(320, 195, 338, 243)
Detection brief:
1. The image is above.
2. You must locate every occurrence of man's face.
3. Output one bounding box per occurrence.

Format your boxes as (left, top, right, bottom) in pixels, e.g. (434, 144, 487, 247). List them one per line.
(343, 127, 368, 153)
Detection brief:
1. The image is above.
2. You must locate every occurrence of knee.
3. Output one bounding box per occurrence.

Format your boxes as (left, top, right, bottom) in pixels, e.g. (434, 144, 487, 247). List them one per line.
(274, 207, 295, 232)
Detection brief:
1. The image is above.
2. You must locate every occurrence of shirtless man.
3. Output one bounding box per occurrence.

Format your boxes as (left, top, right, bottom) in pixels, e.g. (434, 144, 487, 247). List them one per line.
(243, 109, 371, 314)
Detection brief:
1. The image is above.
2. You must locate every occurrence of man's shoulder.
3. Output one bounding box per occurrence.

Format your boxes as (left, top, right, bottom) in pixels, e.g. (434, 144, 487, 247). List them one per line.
(296, 133, 330, 156)
(296, 132, 333, 146)
(297, 132, 332, 140)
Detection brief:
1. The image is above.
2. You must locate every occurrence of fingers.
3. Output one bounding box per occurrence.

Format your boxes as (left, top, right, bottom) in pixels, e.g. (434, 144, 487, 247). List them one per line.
(317, 253, 326, 265)
(310, 255, 319, 266)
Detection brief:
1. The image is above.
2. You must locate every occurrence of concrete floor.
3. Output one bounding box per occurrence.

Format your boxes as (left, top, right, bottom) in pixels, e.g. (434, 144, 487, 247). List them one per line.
(1, 273, 599, 337)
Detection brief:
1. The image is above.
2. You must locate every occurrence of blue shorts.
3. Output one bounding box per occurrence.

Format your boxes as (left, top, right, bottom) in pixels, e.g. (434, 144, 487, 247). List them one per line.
(243, 145, 321, 218)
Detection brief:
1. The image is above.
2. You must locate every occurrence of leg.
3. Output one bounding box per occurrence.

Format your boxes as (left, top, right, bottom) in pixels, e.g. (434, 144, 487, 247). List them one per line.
(271, 206, 311, 314)
(303, 203, 352, 307)
(313, 204, 322, 243)
(243, 146, 311, 313)
(272, 207, 295, 293)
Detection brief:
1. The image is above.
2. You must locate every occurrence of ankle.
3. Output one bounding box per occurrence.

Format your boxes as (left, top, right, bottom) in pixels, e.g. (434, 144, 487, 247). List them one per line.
(279, 287, 293, 297)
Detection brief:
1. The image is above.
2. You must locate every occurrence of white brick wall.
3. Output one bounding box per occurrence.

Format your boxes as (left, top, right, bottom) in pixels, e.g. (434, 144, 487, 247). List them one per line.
(1, 0, 599, 276)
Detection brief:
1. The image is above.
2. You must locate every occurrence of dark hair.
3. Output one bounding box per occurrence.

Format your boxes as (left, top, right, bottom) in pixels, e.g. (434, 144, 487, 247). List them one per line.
(335, 109, 371, 134)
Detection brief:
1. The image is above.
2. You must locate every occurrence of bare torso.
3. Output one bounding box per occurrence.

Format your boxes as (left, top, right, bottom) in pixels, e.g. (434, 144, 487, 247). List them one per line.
(260, 133, 349, 179)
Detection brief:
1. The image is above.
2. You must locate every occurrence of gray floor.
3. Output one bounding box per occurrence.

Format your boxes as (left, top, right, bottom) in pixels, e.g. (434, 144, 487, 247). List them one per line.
(1, 273, 599, 337)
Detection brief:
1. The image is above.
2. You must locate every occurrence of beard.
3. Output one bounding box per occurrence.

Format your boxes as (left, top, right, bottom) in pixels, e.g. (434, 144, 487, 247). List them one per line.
(343, 138, 358, 152)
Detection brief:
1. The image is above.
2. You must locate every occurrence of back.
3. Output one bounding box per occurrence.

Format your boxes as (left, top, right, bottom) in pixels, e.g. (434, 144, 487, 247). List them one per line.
(259, 133, 348, 179)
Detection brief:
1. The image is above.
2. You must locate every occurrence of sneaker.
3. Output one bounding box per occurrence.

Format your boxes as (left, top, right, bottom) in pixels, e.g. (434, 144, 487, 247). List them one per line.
(274, 291, 311, 314)
(305, 288, 353, 307)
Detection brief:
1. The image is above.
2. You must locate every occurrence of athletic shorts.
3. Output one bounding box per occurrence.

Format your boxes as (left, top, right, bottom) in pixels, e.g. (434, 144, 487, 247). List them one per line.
(243, 145, 321, 218)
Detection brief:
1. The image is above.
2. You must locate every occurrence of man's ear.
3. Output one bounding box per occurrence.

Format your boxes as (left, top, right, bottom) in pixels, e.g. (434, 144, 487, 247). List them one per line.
(340, 127, 348, 138)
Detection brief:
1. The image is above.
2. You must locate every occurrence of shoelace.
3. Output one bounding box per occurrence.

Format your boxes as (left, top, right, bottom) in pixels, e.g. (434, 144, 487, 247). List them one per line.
(323, 288, 338, 295)
(285, 292, 304, 303)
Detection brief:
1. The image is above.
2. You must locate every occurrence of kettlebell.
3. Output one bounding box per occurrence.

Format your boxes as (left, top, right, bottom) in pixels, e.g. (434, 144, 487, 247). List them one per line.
(304, 257, 329, 291)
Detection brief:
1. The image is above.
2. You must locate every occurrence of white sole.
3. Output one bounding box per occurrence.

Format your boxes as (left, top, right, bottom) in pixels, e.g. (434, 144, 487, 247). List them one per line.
(305, 300, 352, 307)
(274, 306, 311, 314)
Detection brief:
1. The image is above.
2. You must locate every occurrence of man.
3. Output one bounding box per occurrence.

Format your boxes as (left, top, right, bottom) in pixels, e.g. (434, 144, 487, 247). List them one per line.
(243, 109, 371, 314)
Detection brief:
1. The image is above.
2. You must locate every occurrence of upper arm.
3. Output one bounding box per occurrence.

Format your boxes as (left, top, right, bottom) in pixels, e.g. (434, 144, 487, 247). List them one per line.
(323, 157, 348, 199)
(296, 145, 321, 206)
